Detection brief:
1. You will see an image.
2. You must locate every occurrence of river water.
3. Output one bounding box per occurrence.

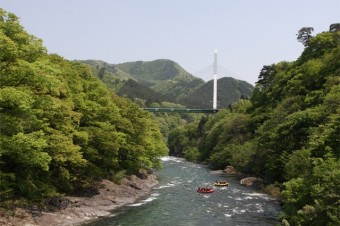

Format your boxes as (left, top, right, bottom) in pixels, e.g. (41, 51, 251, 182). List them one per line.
(85, 157, 281, 226)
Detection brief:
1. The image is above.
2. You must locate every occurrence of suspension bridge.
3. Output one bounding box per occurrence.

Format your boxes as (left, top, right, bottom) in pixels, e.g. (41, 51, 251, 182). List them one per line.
(142, 50, 240, 113)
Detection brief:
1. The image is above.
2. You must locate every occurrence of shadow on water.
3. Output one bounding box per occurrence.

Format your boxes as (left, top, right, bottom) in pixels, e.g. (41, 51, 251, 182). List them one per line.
(85, 157, 281, 226)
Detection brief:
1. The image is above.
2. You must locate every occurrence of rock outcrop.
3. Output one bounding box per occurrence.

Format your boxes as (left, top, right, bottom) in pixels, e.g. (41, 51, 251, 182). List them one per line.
(240, 177, 262, 187)
(223, 166, 237, 175)
(0, 174, 158, 226)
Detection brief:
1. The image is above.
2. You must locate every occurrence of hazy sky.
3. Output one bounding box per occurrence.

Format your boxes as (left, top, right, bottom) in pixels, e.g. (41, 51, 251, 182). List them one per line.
(1, 0, 339, 84)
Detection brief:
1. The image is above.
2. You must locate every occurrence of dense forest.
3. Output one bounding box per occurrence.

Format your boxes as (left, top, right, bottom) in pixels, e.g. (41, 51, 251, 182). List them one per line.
(168, 25, 340, 225)
(0, 9, 167, 202)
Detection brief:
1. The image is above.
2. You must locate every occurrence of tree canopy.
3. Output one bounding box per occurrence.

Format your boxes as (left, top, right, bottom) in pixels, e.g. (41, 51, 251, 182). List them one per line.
(297, 27, 314, 47)
(0, 8, 167, 201)
(168, 26, 340, 225)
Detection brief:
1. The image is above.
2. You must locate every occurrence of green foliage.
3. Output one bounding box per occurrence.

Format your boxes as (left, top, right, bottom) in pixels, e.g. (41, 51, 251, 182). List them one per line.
(0, 8, 167, 201)
(111, 170, 126, 184)
(261, 183, 281, 199)
(257, 64, 276, 89)
(281, 156, 340, 225)
(167, 26, 339, 224)
(329, 23, 340, 32)
(297, 31, 339, 65)
(229, 141, 256, 174)
(168, 122, 200, 158)
(1, 9, 338, 225)
(296, 27, 314, 47)
(184, 147, 200, 162)
(4, 131, 50, 171)
(284, 149, 313, 180)
(148, 101, 201, 139)
(201, 108, 252, 168)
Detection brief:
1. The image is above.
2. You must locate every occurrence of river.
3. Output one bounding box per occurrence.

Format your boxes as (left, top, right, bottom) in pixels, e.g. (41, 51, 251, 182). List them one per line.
(85, 156, 281, 226)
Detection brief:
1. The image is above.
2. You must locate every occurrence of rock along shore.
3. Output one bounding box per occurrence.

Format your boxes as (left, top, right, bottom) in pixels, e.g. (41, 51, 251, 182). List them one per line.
(1, 174, 158, 226)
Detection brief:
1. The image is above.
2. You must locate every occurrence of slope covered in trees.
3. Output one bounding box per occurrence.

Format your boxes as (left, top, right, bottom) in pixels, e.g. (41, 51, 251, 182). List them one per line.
(82, 59, 254, 109)
(0, 9, 167, 201)
(180, 77, 253, 109)
(82, 59, 204, 103)
(168, 26, 340, 225)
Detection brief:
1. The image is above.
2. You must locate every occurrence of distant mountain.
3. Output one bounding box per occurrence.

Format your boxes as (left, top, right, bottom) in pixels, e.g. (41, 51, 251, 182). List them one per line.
(115, 59, 204, 98)
(80, 59, 204, 102)
(80, 59, 254, 109)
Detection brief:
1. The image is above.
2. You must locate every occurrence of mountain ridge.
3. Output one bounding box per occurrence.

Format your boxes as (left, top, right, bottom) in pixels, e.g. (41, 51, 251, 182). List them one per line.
(80, 59, 254, 109)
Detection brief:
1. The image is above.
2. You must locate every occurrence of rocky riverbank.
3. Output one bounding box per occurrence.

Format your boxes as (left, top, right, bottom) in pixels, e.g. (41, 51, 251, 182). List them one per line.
(213, 166, 281, 199)
(0, 174, 158, 226)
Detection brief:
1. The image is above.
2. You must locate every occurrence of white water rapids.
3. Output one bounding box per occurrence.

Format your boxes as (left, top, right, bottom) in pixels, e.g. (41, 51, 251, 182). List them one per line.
(85, 157, 281, 226)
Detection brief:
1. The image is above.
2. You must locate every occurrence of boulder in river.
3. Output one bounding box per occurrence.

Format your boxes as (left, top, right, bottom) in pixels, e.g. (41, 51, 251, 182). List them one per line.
(223, 165, 236, 175)
(240, 177, 262, 187)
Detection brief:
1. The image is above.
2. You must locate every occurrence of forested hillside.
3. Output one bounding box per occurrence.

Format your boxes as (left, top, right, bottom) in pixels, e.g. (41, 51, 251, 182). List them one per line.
(82, 59, 254, 109)
(0, 9, 167, 201)
(180, 77, 253, 108)
(82, 59, 203, 103)
(168, 25, 340, 225)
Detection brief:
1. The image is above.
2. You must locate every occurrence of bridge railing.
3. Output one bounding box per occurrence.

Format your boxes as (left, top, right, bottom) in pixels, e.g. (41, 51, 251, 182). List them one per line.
(142, 108, 219, 113)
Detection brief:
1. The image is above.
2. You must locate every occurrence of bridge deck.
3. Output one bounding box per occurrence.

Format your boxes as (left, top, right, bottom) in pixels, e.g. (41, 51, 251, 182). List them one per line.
(142, 108, 219, 113)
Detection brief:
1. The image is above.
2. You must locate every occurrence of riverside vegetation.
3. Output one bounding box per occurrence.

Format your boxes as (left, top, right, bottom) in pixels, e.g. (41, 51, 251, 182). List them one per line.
(0, 8, 167, 208)
(168, 24, 340, 225)
(0, 8, 339, 226)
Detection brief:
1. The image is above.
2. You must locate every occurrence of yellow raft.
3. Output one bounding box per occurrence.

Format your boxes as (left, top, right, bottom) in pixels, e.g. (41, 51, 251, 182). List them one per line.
(213, 181, 229, 186)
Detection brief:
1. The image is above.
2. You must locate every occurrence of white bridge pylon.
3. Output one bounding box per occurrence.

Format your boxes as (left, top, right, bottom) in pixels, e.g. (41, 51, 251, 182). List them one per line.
(213, 49, 218, 110)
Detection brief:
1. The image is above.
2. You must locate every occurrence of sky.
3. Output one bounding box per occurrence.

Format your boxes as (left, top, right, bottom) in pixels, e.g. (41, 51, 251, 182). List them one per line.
(1, 0, 339, 85)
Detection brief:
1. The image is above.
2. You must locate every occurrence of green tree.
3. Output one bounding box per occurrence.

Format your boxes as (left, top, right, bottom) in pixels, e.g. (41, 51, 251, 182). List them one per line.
(329, 23, 340, 32)
(0, 8, 168, 200)
(297, 27, 314, 47)
(170, 26, 339, 224)
(281, 156, 340, 225)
